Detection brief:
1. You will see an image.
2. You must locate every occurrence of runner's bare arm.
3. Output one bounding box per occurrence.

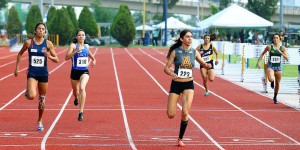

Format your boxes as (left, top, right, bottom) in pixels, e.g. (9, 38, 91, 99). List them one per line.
(196, 50, 211, 69)
(65, 43, 77, 61)
(14, 39, 30, 77)
(212, 45, 219, 65)
(257, 45, 270, 69)
(46, 40, 59, 63)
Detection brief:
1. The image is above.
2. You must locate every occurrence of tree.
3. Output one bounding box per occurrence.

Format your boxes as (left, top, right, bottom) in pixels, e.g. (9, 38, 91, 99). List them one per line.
(110, 4, 135, 47)
(246, 0, 278, 21)
(78, 6, 98, 37)
(15, 3, 28, 23)
(219, 0, 232, 11)
(25, 5, 42, 35)
(132, 11, 151, 24)
(50, 8, 74, 45)
(0, 0, 10, 10)
(91, 0, 117, 23)
(46, 6, 56, 34)
(7, 6, 22, 34)
(153, 0, 180, 21)
(66, 5, 78, 30)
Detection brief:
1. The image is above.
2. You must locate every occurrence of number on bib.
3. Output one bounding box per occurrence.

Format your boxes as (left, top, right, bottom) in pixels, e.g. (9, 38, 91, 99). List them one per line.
(178, 68, 192, 78)
(77, 57, 88, 67)
(270, 56, 280, 63)
(31, 56, 45, 67)
(202, 56, 211, 62)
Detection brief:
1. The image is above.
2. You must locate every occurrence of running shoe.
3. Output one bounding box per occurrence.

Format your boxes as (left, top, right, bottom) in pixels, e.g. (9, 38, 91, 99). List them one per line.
(38, 123, 44, 131)
(204, 91, 210, 96)
(273, 99, 278, 104)
(177, 139, 185, 147)
(270, 81, 274, 89)
(78, 112, 83, 121)
(74, 98, 79, 106)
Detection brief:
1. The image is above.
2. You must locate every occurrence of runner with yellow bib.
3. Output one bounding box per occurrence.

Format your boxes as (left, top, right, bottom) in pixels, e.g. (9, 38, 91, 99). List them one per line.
(196, 34, 219, 96)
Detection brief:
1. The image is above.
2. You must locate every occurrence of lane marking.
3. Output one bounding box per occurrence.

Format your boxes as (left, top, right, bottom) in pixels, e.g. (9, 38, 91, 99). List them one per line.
(0, 53, 17, 60)
(138, 47, 300, 145)
(0, 48, 67, 81)
(40, 91, 72, 150)
(41, 48, 99, 150)
(0, 61, 67, 111)
(111, 48, 137, 150)
(125, 48, 224, 150)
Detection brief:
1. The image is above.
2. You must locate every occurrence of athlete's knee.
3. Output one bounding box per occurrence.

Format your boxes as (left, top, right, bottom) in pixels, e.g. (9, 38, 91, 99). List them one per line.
(27, 93, 35, 100)
(181, 111, 189, 119)
(167, 111, 175, 119)
(79, 86, 86, 93)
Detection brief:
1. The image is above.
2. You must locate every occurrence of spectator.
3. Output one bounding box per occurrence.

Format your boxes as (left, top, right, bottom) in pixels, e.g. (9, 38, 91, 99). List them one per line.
(239, 29, 245, 43)
(152, 29, 159, 46)
(170, 29, 175, 38)
(247, 29, 253, 44)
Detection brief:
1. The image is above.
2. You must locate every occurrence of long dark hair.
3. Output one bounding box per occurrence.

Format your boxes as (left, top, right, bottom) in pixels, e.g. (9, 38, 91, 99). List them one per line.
(166, 29, 193, 59)
(72, 29, 85, 43)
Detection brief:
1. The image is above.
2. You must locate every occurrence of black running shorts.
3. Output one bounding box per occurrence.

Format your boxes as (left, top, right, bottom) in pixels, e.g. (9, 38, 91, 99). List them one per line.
(200, 60, 214, 70)
(70, 70, 89, 80)
(169, 80, 194, 95)
(27, 75, 48, 83)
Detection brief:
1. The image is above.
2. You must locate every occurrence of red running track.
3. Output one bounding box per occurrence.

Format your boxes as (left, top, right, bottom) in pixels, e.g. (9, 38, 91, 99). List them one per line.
(0, 46, 299, 150)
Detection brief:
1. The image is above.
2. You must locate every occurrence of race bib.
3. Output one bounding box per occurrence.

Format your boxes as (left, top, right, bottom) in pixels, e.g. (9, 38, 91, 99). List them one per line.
(77, 57, 88, 67)
(270, 56, 280, 63)
(178, 68, 192, 78)
(202, 56, 211, 62)
(31, 56, 45, 67)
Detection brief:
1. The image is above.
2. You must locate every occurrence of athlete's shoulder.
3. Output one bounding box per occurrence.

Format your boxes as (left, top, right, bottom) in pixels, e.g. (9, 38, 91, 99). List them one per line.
(84, 44, 89, 49)
(24, 38, 32, 46)
(46, 39, 54, 46)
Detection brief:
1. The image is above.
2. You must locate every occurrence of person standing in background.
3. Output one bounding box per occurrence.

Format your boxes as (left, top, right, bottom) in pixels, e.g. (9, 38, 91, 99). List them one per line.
(152, 29, 159, 46)
(248, 29, 253, 44)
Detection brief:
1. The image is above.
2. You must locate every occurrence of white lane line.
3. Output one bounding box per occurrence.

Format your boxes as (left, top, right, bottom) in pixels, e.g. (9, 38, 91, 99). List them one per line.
(0, 48, 67, 81)
(0, 56, 27, 68)
(0, 53, 17, 60)
(139, 48, 300, 145)
(40, 91, 72, 150)
(111, 48, 137, 150)
(0, 61, 67, 111)
(41, 48, 99, 150)
(125, 48, 224, 150)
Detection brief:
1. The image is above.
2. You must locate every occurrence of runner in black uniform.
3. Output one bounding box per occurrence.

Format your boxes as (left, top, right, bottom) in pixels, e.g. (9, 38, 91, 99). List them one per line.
(196, 35, 219, 96)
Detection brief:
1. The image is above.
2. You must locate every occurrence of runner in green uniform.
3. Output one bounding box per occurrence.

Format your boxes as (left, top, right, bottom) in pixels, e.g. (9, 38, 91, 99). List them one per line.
(257, 33, 289, 104)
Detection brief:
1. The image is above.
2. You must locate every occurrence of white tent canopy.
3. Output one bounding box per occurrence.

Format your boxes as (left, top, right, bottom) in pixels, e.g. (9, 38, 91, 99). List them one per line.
(154, 17, 193, 29)
(199, 4, 273, 29)
(135, 24, 153, 31)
